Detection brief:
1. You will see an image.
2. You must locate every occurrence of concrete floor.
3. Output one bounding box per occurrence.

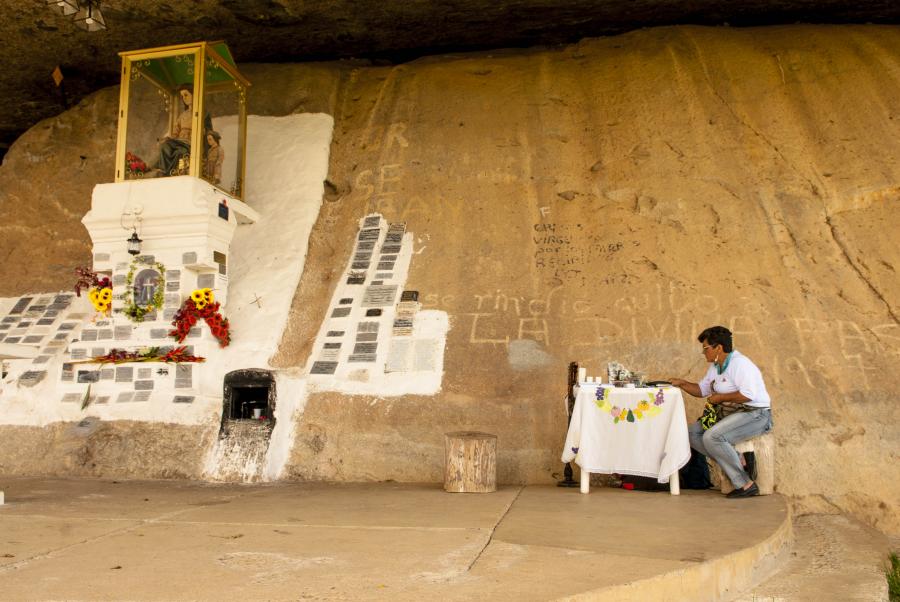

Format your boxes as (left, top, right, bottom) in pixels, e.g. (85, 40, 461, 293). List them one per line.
(0, 478, 789, 601)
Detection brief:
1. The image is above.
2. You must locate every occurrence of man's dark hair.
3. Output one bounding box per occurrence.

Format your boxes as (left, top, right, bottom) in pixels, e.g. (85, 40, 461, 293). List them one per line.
(698, 326, 733, 352)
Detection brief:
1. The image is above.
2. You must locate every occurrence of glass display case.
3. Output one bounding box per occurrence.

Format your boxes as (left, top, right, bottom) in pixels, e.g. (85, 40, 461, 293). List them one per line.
(115, 41, 250, 199)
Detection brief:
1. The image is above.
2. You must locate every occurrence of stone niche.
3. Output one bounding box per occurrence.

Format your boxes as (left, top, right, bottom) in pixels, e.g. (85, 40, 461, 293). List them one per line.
(222, 368, 276, 423)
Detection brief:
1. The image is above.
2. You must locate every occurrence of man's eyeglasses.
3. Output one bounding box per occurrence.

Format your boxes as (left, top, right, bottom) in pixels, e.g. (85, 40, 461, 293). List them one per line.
(701, 345, 716, 353)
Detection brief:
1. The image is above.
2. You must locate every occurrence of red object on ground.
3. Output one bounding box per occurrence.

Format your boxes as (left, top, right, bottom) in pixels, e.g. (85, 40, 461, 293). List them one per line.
(622, 483, 635, 490)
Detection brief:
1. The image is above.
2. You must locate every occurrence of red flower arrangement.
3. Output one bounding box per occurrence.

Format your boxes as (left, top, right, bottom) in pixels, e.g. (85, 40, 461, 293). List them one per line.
(125, 151, 149, 175)
(73, 266, 111, 297)
(74, 346, 205, 364)
(170, 298, 231, 347)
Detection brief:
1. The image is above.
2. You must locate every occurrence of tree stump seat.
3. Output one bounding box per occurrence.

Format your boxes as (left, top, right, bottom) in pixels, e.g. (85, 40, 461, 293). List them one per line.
(709, 432, 775, 495)
(444, 431, 497, 493)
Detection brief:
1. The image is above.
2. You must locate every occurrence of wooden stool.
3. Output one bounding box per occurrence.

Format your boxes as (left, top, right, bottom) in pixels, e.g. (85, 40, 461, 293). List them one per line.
(709, 432, 775, 495)
(444, 431, 497, 493)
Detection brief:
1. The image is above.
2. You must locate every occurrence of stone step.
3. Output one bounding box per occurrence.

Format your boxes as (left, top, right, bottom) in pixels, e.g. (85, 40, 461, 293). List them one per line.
(732, 513, 891, 602)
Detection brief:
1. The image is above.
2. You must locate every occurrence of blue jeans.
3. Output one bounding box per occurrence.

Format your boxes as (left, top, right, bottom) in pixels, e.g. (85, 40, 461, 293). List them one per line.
(689, 408, 772, 489)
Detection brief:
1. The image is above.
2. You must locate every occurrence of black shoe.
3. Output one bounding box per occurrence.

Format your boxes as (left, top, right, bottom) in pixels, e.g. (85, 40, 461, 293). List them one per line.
(726, 482, 759, 498)
(743, 451, 757, 481)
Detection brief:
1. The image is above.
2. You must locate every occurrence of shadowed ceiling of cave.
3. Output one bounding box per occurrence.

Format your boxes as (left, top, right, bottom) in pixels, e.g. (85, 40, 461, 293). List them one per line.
(1, 0, 899, 155)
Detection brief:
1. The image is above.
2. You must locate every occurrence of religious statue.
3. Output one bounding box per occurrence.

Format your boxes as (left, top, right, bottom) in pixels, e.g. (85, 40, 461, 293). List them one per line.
(204, 130, 224, 185)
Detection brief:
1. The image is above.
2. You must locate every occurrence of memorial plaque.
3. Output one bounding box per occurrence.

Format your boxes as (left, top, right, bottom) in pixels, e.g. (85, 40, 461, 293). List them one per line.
(401, 290, 420, 302)
(381, 245, 402, 254)
(113, 274, 126, 286)
(358, 322, 379, 333)
(311, 361, 338, 375)
(363, 215, 381, 228)
(357, 240, 376, 251)
(371, 281, 383, 286)
(348, 353, 376, 363)
(115, 325, 132, 340)
(77, 370, 100, 383)
(54, 333, 68, 340)
(197, 273, 215, 289)
(331, 307, 352, 318)
(138, 368, 152, 379)
(81, 330, 98, 342)
(10, 297, 32, 314)
(37, 318, 55, 326)
(28, 305, 47, 313)
(351, 261, 370, 270)
(117, 392, 135, 403)
(187, 327, 201, 338)
(115, 367, 134, 382)
(375, 273, 393, 280)
(358, 228, 381, 241)
(150, 329, 168, 339)
(2, 317, 17, 323)
(43, 310, 59, 318)
(70, 349, 87, 360)
(61, 363, 74, 381)
(23, 335, 44, 344)
(377, 262, 395, 271)
(0, 324, 10, 331)
(100, 369, 114, 381)
(32, 355, 51, 364)
(52, 294, 73, 305)
(134, 380, 154, 391)
(98, 329, 113, 340)
(320, 348, 340, 361)
(326, 330, 345, 337)
(353, 252, 372, 261)
(339, 298, 354, 305)
(18, 370, 47, 387)
(347, 274, 366, 285)
(19, 321, 33, 328)
(94, 396, 110, 405)
(4, 337, 20, 344)
(58, 322, 77, 331)
(175, 365, 192, 388)
(365, 309, 383, 317)
(362, 285, 398, 307)
(166, 281, 181, 291)
(90, 347, 105, 357)
(173, 396, 195, 403)
(353, 342, 378, 355)
(61, 393, 83, 404)
(356, 333, 378, 342)
(166, 269, 181, 281)
(133, 391, 152, 402)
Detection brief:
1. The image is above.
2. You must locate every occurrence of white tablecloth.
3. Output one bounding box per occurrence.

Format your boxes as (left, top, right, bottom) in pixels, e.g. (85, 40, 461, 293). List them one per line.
(561, 385, 690, 483)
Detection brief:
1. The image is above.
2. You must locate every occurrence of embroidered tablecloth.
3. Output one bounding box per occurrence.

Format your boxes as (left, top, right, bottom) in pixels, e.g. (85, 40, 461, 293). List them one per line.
(561, 385, 691, 483)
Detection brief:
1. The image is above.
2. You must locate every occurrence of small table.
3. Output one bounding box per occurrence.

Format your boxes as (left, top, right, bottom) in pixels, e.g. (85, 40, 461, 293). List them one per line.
(561, 384, 691, 495)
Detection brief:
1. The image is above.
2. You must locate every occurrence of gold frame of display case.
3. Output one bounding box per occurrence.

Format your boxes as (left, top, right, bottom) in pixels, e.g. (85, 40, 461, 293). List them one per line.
(114, 41, 251, 199)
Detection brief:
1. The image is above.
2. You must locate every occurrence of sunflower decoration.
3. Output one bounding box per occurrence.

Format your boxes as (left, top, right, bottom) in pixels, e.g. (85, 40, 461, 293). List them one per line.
(170, 288, 230, 347)
(190, 288, 215, 310)
(88, 287, 113, 315)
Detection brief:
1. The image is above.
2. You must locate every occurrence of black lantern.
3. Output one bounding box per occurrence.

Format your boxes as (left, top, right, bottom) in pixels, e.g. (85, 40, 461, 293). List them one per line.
(127, 230, 142, 255)
(73, 0, 106, 31)
(46, 0, 79, 15)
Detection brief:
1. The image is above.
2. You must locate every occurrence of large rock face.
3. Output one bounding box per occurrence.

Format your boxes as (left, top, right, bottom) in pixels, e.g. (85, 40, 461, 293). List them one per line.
(1, 25, 898, 535)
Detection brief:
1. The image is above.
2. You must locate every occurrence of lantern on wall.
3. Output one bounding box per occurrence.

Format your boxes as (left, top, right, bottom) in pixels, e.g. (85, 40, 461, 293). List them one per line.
(73, 0, 107, 31)
(126, 230, 142, 255)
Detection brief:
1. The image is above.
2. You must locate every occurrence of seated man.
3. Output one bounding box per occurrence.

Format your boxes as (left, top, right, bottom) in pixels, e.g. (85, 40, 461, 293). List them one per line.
(671, 326, 772, 498)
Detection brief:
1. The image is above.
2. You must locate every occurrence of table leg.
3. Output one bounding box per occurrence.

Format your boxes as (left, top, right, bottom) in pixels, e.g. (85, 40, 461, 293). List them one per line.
(580, 468, 590, 494)
(669, 471, 680, 496)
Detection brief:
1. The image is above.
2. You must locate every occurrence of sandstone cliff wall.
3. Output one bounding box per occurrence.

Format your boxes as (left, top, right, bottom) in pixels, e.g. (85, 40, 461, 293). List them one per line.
(0, 25, 897, 535)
